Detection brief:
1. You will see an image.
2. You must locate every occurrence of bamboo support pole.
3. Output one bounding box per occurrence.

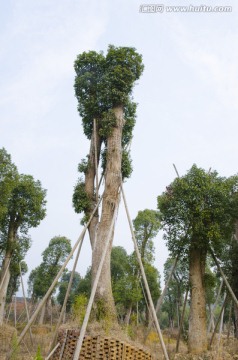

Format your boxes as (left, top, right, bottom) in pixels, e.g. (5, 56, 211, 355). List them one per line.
(19, 262, 33, 345)
(207, 279, 223, 333)
(6, 301, 12, 323)
(217, 293, 226, 349)
(173, 164, 180, 178)
(176, 288, 188, 353)
(210, 248, 238, 307)
(73, 195, 120, 360)
(209, 293, 228, 349)
(94, 118, 99, 203)
(45, 342, 60, 360)
(227, 301, 233, 339)
(49, 232, 85, 351)
(7, 196, 102, 360)
(14, 295, 16, 328)
(0, 256, 11, 293)
(122, 185, 170, 360)
(145, 255, 178, 341)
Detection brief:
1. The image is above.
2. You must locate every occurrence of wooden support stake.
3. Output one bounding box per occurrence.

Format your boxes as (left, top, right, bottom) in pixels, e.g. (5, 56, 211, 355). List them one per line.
(122, 185, 170, 360)
(207, 279, 223, 333)
(209, 293, 228, 349)
(49, 233, 85, 351)
(145, 255, 178, 341)
(19, 261, 33, 345)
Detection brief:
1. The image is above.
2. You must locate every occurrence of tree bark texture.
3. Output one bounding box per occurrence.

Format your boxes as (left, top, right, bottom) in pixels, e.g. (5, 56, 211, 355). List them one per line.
(38, 302, 46, 325)
(0, 225, 15, 325)
(0, 255, 11, 325)
(85, 120, 102, 249)
(188, 247, 207, 354)
(92, 105, 124, 320)
(233, 221, 238, 338)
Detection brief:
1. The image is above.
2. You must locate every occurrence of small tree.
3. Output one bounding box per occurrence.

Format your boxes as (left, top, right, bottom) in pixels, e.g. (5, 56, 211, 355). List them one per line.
(111, 246, 160, 325)
(0, 150, 46, 325)
(28, 236, 71, 324)
(133, 209, 160, 263)
(157, 165, 238, 354)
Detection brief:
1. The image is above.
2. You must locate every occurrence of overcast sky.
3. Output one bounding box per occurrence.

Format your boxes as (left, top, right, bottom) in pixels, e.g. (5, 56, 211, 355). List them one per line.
(1, 0, 238, 292)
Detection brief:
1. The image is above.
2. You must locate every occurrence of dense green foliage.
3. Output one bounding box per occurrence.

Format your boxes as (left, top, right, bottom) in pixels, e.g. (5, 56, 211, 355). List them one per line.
(74, 45, 144, 139)
(0, 148, 46, 304)
(0, 149, 47, 243)
(57, 270, 81, 311)
(73, 45, 144, 218)
(0, 148, 18, 224)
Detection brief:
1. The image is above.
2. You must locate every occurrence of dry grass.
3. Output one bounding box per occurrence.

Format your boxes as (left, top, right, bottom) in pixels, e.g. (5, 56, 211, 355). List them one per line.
(1, 322, 238, 360)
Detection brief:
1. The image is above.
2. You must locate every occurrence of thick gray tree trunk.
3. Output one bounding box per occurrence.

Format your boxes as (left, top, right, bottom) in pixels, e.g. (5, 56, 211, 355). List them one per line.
(92, 105, 124, 320)
(188, 247, 207, 354)
(0, 255, 11, 325)
(0, 226, 15, 325)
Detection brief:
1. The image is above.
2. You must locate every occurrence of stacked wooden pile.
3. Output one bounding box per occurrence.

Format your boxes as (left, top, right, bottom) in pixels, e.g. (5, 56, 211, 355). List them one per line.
(52, 329, 153, 359)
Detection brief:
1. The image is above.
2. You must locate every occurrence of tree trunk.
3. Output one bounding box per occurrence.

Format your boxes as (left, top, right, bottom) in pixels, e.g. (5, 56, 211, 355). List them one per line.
(188, 247, 207, 354)
(85, 120, 102, 248)
(92, 105, 124, 321)
(232, 221, 238, 338)
(125, 304, 132, 326)
(39, 302, 46, 325)
(0, 254, 11, 325)
(234, 303, 238, 338)
(0, 225, 15, 325)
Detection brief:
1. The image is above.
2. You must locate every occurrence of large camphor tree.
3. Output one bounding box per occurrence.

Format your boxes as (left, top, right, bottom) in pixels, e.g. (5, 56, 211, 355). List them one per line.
(157, 165, 238, 354)
(73, 45, 144, 319)
(0, 148, 46, 325)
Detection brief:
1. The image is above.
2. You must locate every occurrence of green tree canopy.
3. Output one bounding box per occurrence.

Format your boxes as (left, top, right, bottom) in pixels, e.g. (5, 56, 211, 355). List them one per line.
(28, 236, 72, 300)
(0, 148, 18, 224)
(0, 149, 47, 324)
(157, 165, 238, 258)
(133, 209, 160, 263)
